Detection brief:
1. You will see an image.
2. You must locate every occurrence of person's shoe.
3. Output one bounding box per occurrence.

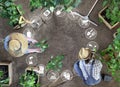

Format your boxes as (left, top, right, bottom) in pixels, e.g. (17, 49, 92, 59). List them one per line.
(101, 74, 112, 81)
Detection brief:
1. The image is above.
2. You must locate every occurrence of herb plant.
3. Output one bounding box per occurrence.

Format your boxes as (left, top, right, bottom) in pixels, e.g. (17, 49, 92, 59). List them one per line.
(102, 0, 120, 25)
(0, 70, 9, 87)
(100, 28, 120, 82)
(19, 71, 40, 87)
(35, 39, 48, 52)
(0, 0, 24, 26)
(46, 55, 64, 71)
(29, 0, 81, 12)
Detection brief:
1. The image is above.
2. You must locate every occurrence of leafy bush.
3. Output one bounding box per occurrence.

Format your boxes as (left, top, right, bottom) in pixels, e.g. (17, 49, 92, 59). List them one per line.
(46, 55, 64, 71)
(19, 71, 40, 87)
(100, 28, 120, 82)
(29, 0, 81, 11)
(0, 0, 24, 26)
(102, 0, 120, 25)
(0, 70, 9, 87)
(29, 0, 42, 11)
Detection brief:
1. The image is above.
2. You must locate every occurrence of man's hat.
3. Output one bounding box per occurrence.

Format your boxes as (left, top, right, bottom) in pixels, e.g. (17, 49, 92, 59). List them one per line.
(8, 33, 28, 57)
(79, 48, 91, 60)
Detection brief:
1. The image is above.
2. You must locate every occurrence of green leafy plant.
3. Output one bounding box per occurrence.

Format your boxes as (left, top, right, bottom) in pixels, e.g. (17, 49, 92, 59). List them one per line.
(102, 0, 120, 25)
(0, 0, 24, 26)
(100, 28, 120, 82)
(29, 0, 42, 11)
(29, 0, 81, 12)
(0, 70, 9, 87)
(46, 55, 64, 71)
(35, 39, 48, 52)
(19, 70, 40, 87)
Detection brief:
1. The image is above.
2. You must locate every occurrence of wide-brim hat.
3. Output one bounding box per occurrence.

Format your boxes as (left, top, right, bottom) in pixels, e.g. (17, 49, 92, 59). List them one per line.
(8, 33, 28, 57)
(79, 48, 91, 60)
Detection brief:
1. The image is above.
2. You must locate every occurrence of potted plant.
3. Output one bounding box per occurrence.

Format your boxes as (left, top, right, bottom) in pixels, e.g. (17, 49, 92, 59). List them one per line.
(98, 0, 120, 29)
(46, 55, 64, 72)
(19, 68, 40, 87)
(0, 62, 12, 86)
(0, 0, 26, 29)
(100, 28, 120, 82)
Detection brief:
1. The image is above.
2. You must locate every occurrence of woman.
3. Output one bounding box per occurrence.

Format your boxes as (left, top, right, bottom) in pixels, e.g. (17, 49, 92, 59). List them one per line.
(4, 33, 42, 57)
(74, 47, 102, 86)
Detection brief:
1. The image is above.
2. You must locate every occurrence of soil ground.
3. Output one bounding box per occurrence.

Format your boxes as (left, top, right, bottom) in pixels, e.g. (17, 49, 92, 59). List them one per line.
(0, 0, 119, 87)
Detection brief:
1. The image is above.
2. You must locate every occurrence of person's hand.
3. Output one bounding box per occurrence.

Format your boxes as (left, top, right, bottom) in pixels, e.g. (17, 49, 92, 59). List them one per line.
(32, 40, 38, 44)
(35, 48, 44, 53)
(33, 67, 39, 72)
(27, 37, 38, 44)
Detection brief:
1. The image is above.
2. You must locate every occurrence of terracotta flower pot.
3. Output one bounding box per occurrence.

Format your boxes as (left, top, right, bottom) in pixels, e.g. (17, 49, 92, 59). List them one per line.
(113, 32, 117, 38)
(103, 54, 111, 61)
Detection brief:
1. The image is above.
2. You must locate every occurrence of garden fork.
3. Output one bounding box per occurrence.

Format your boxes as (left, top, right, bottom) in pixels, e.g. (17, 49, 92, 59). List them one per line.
(70, 0, 99, 26)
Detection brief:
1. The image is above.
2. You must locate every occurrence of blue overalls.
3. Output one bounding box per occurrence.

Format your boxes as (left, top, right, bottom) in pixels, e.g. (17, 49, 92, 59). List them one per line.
(74, 60, 101, 86)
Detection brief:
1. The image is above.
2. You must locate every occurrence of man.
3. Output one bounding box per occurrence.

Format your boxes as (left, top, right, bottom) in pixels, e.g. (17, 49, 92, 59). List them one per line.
(74, 47, 102, 86)
(4, 33, 42, 57)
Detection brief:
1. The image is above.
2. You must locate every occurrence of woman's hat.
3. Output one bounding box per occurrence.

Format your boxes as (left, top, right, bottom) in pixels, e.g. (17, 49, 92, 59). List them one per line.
(79, 48, 91, 60)
(8, 33, 28, 57)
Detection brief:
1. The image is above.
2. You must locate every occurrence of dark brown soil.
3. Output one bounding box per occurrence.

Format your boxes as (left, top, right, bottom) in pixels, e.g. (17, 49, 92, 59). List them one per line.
(0, 0, 119, 87)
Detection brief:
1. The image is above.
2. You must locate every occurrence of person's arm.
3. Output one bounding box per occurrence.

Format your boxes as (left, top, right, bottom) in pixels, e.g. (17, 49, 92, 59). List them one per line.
(26, 37, 38, 44)
(4, 36, 10, 51)
(74, 60, 85, 80)
(25, 48, 43, 54)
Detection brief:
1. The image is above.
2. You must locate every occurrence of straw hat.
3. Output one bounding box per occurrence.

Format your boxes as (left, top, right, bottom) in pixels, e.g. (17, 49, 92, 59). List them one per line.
(8, 33, 28, 57)
(79, 48, 91, 60)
